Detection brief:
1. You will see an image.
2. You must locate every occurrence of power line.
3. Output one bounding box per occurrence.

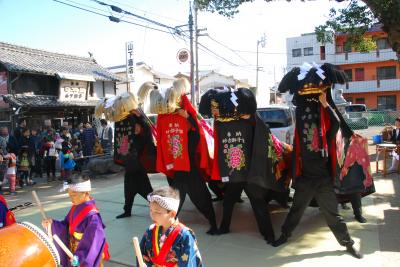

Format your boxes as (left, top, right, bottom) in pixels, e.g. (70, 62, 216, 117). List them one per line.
(88, 0, 181, 33)
(52, 0, 174, 34)
(104, 0, 187, 24)
(53, 0, 262, 72)
(206, 35, 251, 65)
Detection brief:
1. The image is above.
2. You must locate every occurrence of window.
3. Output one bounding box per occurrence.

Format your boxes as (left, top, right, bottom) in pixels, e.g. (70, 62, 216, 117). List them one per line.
(320, 46, 326, 60)
(336, 45, 343, 54)
(355, 98, 365, 104)
(345, 97, 353, 103)
(344, 69, 353, 82)
(377, 66, 396, 80)
(89, 82, 94, 97)
(377, 95, 396, 110)
(292, 48, 301, 57)
(344, 43, 352, 53)
(377, 38, 390, 50)
(303, 47, 313, 56)
(355, 68, 365, 81)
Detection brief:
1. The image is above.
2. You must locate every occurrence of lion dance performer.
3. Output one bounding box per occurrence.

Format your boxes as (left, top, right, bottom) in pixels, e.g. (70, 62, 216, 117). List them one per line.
(95, 91, 156, 219)
(273, 62, 371, 259)
(199, 87, 289, 244)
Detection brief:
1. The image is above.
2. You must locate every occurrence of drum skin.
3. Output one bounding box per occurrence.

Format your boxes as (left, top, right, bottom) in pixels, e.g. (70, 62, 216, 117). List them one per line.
(0, 222, 60, 267)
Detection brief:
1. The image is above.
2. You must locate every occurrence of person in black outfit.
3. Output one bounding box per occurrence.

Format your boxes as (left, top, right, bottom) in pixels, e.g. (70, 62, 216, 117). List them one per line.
(274, 92, 362, 258)
(388, 117, 400, 172)
(14, 118, 26, 151)
(168, 109, 218, 235)
(116, 110, 153, 219)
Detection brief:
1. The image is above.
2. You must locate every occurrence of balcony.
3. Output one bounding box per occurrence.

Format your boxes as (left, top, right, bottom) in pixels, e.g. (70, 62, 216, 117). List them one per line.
(344, 79, 400, 93)
(334, 49, 397, 65)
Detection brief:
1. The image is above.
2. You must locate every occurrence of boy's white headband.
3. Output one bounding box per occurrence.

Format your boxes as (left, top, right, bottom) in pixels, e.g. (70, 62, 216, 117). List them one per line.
(147, 194, 179, 212)
(60, 180, 91, 192)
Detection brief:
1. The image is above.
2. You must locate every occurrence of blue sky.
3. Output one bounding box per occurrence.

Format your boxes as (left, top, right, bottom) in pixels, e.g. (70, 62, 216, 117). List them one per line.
(0, 0, 348, 93)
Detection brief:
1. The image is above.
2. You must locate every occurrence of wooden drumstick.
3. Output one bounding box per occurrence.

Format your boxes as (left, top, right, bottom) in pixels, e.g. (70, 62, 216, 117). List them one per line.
(132, 237, 145, 267)
(53, 234, 74, 259)
(32, 191, 47, 220)
(47, 223, 53, 242)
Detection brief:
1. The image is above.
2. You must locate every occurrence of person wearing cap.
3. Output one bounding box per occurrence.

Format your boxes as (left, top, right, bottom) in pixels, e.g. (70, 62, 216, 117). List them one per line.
(42, 174, 110, 267)
(139, 186, 203, 267)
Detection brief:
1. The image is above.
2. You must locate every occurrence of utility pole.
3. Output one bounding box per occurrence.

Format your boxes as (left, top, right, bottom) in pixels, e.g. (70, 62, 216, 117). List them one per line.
(189, 2, 195, 104)
(194, 1, 207, 106)
(256, 34, 266, 90)
(194, 1, 199, 106)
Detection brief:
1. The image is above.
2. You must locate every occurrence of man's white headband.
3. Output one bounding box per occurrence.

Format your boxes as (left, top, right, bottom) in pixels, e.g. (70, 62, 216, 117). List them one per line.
(147, 194, 179, 212)
(60, 180, 91, 192)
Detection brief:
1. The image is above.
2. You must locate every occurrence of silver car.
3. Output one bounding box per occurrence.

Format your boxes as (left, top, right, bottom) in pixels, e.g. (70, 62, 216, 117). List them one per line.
(257, 105, 295, 144)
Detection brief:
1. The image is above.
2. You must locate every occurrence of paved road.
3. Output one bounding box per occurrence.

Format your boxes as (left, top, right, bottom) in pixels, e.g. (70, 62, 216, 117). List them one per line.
(2, 143, 400, 267)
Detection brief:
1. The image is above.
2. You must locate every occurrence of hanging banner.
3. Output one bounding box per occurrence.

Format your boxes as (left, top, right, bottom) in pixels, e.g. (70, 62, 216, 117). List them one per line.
(0, 71, 9, 108)
(126, 41, 135, 82)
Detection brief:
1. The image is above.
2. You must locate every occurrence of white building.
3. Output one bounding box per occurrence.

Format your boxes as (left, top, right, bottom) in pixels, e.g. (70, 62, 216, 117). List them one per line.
(286, 25, 400, 110)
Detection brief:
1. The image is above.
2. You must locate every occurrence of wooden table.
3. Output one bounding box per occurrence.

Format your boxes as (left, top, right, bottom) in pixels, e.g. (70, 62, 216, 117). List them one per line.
(376, 143, 397, 176)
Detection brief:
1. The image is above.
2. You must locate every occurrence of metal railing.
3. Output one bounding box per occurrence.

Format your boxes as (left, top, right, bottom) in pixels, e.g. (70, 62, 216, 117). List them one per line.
(344, 110, 400, 130)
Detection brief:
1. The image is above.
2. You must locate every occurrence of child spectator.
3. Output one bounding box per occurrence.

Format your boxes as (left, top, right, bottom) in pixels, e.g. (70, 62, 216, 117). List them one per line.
(60, 141, 76, 183)
(18, 146, 34, 187)
(72, 145, 84, 173)
(0, 148, 7, 193)
(3, 145, 17, 196)
(41, 174, 110, 267)
(139, 186, 203, 267)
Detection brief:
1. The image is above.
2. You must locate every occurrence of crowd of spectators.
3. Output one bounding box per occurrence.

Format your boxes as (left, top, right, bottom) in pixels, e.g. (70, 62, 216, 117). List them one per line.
(0, 118, 113, 195)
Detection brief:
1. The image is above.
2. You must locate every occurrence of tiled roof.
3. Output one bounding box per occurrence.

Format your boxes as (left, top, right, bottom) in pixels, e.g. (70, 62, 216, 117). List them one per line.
(0, 42, 120, 81)
(2, 94, 98, 108)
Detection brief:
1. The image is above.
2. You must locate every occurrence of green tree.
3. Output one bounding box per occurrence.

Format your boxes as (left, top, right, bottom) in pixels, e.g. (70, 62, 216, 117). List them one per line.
(197, 0, 400, 57)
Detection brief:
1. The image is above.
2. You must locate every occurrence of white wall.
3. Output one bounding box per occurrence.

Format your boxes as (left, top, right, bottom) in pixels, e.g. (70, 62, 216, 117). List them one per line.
(90, 81, 115, 99)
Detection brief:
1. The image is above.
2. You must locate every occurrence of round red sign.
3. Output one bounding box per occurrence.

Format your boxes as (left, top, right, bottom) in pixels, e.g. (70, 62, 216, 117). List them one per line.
(177, 49, 189, 64)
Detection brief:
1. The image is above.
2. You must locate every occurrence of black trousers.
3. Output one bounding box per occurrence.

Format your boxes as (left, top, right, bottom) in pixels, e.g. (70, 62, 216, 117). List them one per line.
(344, 193, 363, 217)
(123, 168, 153, 214)
(219, 182, 275, 240)
(281, 176, 354, 246)
(171, 168, 217, 229)
(45, 157, 56, 177)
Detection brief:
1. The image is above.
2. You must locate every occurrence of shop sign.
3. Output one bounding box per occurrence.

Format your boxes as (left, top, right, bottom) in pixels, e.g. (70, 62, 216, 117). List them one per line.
(126, 41, 135, 82)
(59, 80, 87, 101)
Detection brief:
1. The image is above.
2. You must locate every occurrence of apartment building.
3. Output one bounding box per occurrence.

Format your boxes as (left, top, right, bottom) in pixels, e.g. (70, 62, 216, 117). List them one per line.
(286, 24, 400, 110)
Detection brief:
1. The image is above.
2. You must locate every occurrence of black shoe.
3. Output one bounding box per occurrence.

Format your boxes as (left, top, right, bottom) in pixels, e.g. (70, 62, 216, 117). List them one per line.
(206, 227, 218, 235)
(216, 227, 230, 235)
(265, 235, 275, 245)
(272, 233, 289, 247)
(346, 245, 363, 259)
(116, 213, 131, 219)
(355, 215, 367, 223)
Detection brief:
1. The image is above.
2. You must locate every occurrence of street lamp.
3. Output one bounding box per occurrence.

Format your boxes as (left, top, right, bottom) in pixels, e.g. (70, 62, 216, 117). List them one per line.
(256, 34, 266, 90)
